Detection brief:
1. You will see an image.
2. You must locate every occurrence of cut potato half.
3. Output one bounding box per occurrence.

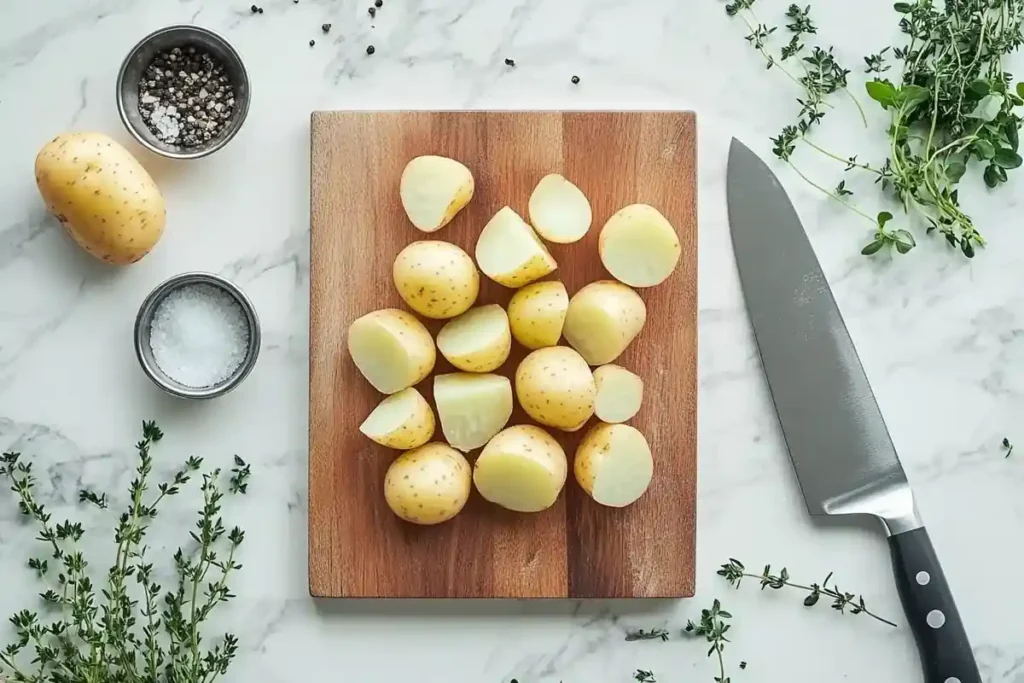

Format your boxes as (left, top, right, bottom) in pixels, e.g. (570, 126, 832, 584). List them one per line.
(593, 364, 644, 423)
(515, 346, 596, 430)
(574, 423, 653, 508)
(384, 443, 471, 525)
(434, 373, 513, 451)
(359, 387, 435, 449)
(599, 204, 681, 287)
(400, 155, 474, 233)
(507, 280, 568, 350)
(475, 206, 557, 288)
(393, 240, 479, 319)
(473, 425, 567, 512)
(528, 174, 592, 243)
(437, 304, 511, 372)
(348, 309, 436, 394)
(562, 281, 646, 365)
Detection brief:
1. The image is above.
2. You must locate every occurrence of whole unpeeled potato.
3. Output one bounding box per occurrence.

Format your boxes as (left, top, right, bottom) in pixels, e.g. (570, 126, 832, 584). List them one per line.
(35, 133, 166, 264)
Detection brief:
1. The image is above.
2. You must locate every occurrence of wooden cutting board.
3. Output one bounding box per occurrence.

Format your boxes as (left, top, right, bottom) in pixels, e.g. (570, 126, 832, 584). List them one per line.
(309, 111, 697, 598)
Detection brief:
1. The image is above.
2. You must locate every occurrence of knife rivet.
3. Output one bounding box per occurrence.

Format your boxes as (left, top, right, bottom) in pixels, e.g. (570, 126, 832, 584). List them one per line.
(926, 610, 946, 629)
(915, 571, 931, 586)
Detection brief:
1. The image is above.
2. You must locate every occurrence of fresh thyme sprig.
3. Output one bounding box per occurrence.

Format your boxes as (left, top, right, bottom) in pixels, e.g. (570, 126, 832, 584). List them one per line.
(634, 670, 658, 682)
(685, 599, 734, 683)
(724, 0, 1024, 258)
(718, 559, 897, 628)
(1003, 437, 1014, 457)
(0, 421, 249, 683)
(625, 628, 671, 642)
(230, 455, 251, 494)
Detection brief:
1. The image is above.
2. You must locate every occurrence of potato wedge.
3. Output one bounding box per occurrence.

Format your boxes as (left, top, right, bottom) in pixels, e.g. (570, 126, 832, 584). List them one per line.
(436, 304, 511, 372)
(599, 203, 681, 287)
(475, 206, 557, 288)
(527, 173, 592, 243)
(507, 281, 568, 350)
(473, 425, 567, 512)
(348, 308, 436, 394)
(515, 346, 595, 430)
(393, 240, 479, 319)
(385, 443, 471, 524)
(593, 364, 644, 423)
(562, 281, 646, 365)
(574, 423, 653, 507)
(400, 155, 474, 233)
(359, 387, 435, 449)
(434, 373, 513, 451)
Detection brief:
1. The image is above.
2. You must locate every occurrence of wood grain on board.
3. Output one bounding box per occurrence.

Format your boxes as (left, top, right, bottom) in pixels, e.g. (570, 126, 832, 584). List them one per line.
(309, 111, 697, 598)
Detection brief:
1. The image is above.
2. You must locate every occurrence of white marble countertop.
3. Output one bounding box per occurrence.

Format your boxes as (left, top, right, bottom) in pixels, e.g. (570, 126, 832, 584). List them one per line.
(1, 0, 1023, 681)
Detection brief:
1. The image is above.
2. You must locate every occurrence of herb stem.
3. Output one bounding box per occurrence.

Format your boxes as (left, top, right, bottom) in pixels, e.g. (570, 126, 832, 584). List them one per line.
(786, 160, 877, 224)
(843, 86, 868, 127)
(737, 571, 897, 627)
(800, 137, 881, 174)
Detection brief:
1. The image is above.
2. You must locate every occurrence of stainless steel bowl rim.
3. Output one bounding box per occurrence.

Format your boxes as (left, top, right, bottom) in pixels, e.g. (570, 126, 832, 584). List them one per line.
(116, 25, 250, 160)
(134, 272, 261, 399)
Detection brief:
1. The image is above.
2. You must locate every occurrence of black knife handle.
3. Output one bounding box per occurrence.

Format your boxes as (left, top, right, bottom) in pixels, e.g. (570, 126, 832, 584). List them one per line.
(889, 526, 981, 683)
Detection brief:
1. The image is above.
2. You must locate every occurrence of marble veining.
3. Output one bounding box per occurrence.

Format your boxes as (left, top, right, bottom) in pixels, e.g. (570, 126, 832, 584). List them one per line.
(1, 0, 1023, 681)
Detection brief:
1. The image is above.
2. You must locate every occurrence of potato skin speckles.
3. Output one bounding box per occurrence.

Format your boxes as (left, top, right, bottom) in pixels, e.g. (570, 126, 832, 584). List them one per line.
(515, 346, 595, 430)
(393, 241, 479, 319)
(384, 443, 471, 524)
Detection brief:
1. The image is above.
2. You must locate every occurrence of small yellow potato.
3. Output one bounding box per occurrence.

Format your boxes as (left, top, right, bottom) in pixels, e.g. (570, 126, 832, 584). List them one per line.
(473, 425, 567, 512)
(574, 423, 653, 508)
(434, 373, 513, 452)
(347, 308, 435, 394)
(562, 281, 646, 365)
(515, 347, 595, 431)
(393, 240, 479, 319)
(527, 173, 592, 243)
(507, 281, 568, 350)
(384, 443, 471, 524)
(599, 203, 681, 287)
(475, 206, 557, 288)
(436, 304, 511, 372)
(592, 365, 644, 423)
(400, 155, 474, 233)
(359, 388, 435, 449)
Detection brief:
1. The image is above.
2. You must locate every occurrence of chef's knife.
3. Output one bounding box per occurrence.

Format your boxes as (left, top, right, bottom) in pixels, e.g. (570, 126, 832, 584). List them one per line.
(726, 138, 981, 683)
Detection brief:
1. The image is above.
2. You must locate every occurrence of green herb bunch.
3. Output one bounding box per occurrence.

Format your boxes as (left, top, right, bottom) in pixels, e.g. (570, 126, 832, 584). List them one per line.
(725, 0, 1024, 258)
(0, 421, 251, 683)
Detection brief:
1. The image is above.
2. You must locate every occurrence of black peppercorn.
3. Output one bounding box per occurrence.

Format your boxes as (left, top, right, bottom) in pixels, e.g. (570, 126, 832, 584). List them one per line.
(366, 45, 375, 55)
(258, 6, 264, 12)
(309, 39, 316, 46)
(369, 6, 376, 16)
(375, 0, 383, 6)
(250, 4, 258, 12)
(504, 58, 515, 66)
(322, 23, 332, 32)
(571, 75, 580, 84)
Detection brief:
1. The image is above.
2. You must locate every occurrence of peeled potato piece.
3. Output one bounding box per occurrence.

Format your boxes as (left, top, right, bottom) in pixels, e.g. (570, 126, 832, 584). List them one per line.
(507, 281, 569, 350)
(475, 206, 557, 288)
(562, 281, 646, 365)
(599, 204, 681, 287)
(437, 304, 511, 372)
(348, 309, 436, 394)
(359, 387, 435, 449)
(473, 425, 567, 512)
(434, 373, 513, 452)
(400, 155, 474, 233)
(528, 174, 592, 243)
(384, 443, 471, 525)
(593, 365, 644, 423)
(393, 240, 479, 319)
(574, 423, 653, 508)
(515, 346, 596, 431)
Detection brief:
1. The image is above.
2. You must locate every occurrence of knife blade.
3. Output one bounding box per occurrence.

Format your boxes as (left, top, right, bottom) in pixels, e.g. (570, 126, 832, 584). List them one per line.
(726, 137, 980, 683)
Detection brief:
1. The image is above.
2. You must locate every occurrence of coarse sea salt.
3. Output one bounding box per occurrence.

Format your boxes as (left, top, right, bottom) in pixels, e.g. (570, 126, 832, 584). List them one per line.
(149, 283, 249, 388)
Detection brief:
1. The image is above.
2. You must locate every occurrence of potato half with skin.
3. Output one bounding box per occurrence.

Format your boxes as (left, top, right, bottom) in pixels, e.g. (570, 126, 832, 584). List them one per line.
(434, 373, 513, 451)
(528, 173, 592, 243)
(436, 304, 511, 372)
(562, 281, 646, 365)
(515, 346, 596, 430)
(348, 309, 436, 394)
(473, 425, 567, 512)
(475, 206, 557, 288)
(507, 281, 568, 350)
(400, 155, 474, 233)
(35, 132, 165, 264)
(393, 240, 479, 319)
(593, 365, 644, 423)
(599, 203, 681, 287)
(574, 423, 653, 508)
(384, 443, 471, 525)
(359, 387, 435, 449)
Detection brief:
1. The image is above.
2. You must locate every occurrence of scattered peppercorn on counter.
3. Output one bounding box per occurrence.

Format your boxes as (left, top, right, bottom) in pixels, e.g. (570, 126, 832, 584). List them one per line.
(348, 155, 680, 524)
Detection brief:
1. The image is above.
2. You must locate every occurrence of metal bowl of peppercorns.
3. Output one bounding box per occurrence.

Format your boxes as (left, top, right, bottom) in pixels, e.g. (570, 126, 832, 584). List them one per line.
(117, 25, 250, 160)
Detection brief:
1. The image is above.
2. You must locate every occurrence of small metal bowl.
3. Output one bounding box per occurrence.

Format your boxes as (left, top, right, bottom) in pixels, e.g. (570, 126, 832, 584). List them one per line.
(134, 272, 261, 399)
(117, 25, 250, 159)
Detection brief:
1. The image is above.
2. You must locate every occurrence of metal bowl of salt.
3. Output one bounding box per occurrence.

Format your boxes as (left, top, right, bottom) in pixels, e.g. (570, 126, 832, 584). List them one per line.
(134, 272, 261, 399)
